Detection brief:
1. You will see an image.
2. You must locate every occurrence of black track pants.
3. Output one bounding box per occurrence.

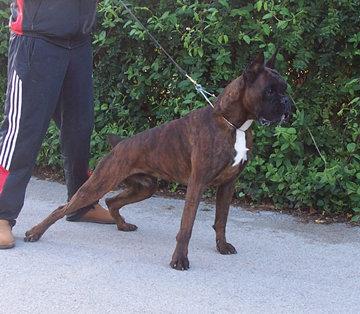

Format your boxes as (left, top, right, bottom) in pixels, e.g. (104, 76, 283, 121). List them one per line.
(0, 34, 95, 226)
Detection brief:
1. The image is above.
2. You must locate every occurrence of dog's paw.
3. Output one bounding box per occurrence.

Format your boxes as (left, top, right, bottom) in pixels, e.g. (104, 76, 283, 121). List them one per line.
(24, 228, 43, 242)
(216, 240, 237, 255)
(117, 222, 138, 232)
(170, 255, 190, 271)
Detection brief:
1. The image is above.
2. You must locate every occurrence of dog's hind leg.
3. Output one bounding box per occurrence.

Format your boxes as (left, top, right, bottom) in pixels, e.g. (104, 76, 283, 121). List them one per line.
(24, 152, 129, 242)
(24, 182, 115, 242)
(105, 174, 157, 232)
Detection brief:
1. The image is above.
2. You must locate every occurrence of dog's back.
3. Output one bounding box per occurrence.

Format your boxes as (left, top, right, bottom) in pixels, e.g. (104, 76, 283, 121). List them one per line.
(109, 106, 218, 184)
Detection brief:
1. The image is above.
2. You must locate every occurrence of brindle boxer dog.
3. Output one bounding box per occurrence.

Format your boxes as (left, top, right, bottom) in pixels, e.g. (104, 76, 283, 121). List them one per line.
(25, 52, 292, 270)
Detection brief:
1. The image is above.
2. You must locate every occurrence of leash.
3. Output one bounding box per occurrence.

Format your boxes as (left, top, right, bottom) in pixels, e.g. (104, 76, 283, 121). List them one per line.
(288, 95, 327, 167)
(118, 0, 237, 129)
(118, 1, 326, 163)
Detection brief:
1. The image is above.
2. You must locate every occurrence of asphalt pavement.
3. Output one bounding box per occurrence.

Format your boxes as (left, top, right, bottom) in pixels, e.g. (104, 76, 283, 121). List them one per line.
(1, 177, 360, 313)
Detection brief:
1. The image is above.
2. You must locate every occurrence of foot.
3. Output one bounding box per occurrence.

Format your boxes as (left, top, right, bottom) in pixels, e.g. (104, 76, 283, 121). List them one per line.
(68, 204, 116, 224)
(216, 240, 237, 255)
(170, 253, 190, 270)
(24, 226, 43, 242)
(0, 220, 15, 249)
(117, 222, 138, 232)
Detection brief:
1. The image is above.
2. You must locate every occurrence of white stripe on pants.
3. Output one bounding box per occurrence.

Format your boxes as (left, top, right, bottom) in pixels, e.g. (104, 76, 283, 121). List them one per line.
(0, 70, 23, 170)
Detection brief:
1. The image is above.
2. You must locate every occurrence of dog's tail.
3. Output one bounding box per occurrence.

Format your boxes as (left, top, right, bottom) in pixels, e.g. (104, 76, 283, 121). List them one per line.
(107, 133, 124, 148)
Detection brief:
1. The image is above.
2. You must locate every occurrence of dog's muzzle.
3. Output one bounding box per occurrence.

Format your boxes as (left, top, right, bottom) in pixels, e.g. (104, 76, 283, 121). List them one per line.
(259, 96, 293, 126)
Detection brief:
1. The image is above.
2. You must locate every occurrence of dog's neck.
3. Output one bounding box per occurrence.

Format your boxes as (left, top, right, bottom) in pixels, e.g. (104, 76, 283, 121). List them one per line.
(213, 77, 253, 131)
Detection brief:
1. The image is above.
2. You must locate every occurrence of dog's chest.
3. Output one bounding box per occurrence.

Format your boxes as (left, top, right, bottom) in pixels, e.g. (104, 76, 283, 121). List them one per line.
(232, 129, 249, 166)
(210, 121, 253, 186)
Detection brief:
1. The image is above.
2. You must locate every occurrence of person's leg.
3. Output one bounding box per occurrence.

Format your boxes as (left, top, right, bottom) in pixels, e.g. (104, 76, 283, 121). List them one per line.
(0, 35, 69, 230)
(53, 39, 114, 223)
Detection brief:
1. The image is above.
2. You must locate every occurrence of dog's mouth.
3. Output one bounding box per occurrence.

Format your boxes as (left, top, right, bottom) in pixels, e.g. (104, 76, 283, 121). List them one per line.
(280, 112, 291, 124)
(259, 117, 272, 126)
(258, 113, 290, 126)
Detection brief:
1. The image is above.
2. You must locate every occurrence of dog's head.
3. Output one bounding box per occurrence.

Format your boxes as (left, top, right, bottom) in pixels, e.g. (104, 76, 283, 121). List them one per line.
(215, 51, 293, 127)
(242, 51, 293, 125)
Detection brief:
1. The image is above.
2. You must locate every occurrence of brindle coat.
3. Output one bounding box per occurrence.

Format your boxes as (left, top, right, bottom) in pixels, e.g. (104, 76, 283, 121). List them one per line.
(24, 53, 292, 270)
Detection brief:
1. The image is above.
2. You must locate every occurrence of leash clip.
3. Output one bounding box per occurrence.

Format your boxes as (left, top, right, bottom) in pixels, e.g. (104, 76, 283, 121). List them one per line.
(195, 84, 203, 93)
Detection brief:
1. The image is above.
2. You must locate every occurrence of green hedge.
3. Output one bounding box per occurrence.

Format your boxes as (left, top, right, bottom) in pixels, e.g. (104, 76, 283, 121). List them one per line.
(0, 0, 359, 219)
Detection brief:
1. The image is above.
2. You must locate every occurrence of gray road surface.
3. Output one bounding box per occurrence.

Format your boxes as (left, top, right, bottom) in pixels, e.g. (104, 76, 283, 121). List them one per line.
(1, 178, 360, 314)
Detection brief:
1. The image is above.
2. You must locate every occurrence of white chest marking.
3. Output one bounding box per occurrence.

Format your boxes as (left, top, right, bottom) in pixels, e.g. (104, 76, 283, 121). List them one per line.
(232, 120, 253, 167)
(232, 130, 248, 166)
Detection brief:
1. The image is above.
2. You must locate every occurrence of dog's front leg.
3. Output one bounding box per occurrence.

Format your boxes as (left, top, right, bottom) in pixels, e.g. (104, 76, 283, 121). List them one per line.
(213, 179, 237, 254)
(170, 176, 205, 271)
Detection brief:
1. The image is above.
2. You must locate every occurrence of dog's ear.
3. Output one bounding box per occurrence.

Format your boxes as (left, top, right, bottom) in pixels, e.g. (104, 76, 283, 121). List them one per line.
(107, 133, 123, 148)
(244, 52, 265, 84)
(265, 49, 279, 69)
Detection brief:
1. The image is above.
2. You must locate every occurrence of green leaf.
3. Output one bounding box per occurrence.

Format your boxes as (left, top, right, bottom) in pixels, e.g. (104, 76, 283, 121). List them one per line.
(198, 47, 204, 57)
(262, 24, 271, 36)
(262, 12, 273, 19)
(255, 0, 263, 12)
(243, 35, 251, 44)
(277, 20, 288, 29)
(347, 143, 356, 152)
(219, 0, 230, 9)
(349, 97, 360, 105)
